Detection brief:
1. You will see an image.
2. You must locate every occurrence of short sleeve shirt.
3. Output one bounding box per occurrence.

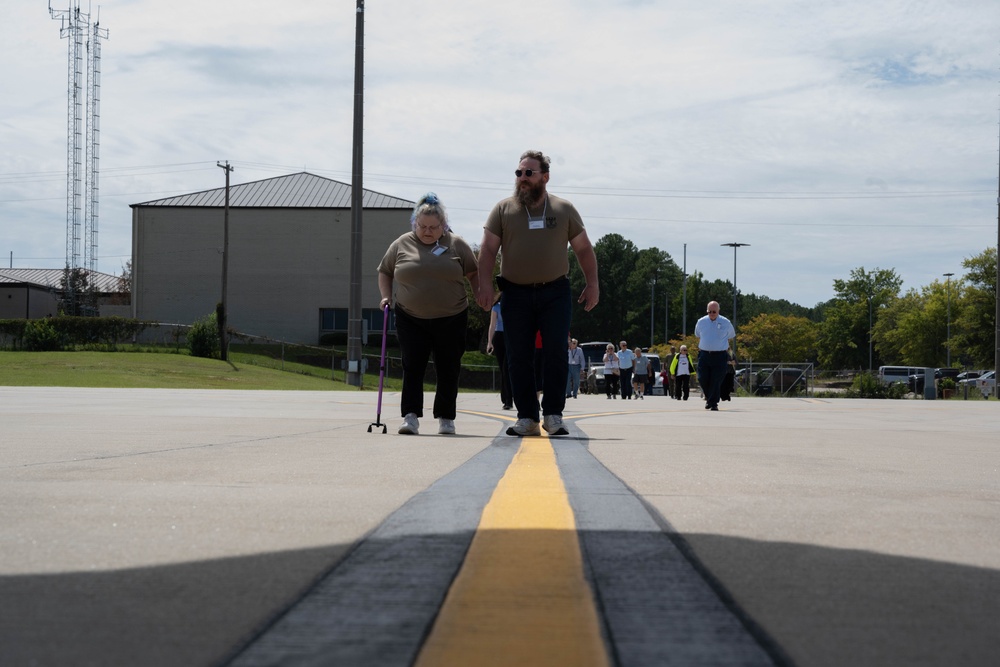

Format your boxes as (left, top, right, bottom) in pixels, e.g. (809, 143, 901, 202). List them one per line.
(377, 231, 476, 319)
(617, 348, 635, 369)
(634, 356, 650, 375)
(484, 194, 585, 284)
(694, 314, 736, 351)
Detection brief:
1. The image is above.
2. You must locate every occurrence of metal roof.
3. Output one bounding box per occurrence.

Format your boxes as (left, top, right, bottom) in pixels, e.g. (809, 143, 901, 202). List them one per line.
(0, 268, 120, 293)
(131, 172, 414, 209)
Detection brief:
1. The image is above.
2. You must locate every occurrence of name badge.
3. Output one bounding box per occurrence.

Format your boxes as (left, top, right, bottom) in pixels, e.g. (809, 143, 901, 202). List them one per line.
(528, 216, 545, 230)
(432, 244, 448, 256)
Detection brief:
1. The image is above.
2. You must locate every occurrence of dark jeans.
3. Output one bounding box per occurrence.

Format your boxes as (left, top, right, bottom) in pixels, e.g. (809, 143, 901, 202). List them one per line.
(500, 278, 571, 421)
(394, 306, 467, 419)
(620, 367, 634, 399)
(567, 364, 582, 397)
(491, 331, 512, 407)
(697, 350, 729, 408)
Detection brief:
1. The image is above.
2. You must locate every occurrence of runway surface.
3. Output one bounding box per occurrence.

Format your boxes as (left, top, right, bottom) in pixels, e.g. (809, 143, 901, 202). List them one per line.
(2, 387, 998, 666)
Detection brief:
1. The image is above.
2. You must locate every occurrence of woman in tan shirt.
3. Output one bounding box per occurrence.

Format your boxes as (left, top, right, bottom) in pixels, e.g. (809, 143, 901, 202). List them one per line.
(377, 193, 479, 435)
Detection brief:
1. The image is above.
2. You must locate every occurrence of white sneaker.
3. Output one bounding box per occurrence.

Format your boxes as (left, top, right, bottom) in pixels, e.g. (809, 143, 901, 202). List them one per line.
(542, 414, 569, 436)
(398, 413, 419, 435)
(506, 418, 540, 437)
(438, 418, 455, 435)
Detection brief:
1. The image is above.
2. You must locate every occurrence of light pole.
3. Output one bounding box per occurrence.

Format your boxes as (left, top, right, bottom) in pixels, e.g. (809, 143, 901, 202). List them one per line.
(682, 244, 688, 336)
(721, 243, 749, 357)
(650, 278, 656, 348)
(943, 272, 954, 367)
(868, 292, 873, 371)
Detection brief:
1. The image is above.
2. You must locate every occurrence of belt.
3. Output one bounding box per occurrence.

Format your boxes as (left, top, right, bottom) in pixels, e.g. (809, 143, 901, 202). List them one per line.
(500, 276, 568, 289)
(702, 349, 728, 354)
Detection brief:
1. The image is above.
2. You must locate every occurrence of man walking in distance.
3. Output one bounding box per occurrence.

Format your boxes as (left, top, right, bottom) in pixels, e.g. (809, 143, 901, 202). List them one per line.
(476, 150, 600, 436)
(617, 340, 635, 399)
(694, 300, 736, 411)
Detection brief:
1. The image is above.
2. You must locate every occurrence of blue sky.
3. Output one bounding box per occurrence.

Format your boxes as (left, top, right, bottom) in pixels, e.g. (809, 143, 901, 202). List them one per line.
(1, 0, 997, 308)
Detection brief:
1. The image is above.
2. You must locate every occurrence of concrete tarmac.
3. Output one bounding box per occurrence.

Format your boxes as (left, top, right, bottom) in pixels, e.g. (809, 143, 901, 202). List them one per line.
(1, 386, 998, 666)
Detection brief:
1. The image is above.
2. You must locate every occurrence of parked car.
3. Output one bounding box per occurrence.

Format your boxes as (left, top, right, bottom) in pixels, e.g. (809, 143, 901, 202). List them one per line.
(908, 368, 961, 394)
(754, 367, 807, 395)
(878, 365, 923, 386)
(956, 370, 985, 383)
(579, 341, 612, 394)
(642, 353, 663, 395)
(958, 370, 995, 390)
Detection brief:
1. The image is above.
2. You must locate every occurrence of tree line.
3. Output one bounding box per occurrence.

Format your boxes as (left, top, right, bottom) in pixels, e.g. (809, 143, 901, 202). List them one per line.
(469, 233, 996, 371)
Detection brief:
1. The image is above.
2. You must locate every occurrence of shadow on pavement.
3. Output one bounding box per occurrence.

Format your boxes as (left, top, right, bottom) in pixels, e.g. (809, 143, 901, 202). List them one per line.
(3, 531, 998, 667)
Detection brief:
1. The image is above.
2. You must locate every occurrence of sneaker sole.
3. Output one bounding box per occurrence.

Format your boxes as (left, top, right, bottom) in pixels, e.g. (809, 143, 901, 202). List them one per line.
(506, 427, 540, 436)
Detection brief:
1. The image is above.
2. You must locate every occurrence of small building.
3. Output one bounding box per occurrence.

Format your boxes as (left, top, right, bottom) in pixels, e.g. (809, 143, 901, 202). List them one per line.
(130, 172, 414, 344)
(0, 268, 126, 319)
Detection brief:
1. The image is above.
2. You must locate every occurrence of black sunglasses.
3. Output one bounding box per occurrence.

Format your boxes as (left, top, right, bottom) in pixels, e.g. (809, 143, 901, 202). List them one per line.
(514, 169, 542, 178)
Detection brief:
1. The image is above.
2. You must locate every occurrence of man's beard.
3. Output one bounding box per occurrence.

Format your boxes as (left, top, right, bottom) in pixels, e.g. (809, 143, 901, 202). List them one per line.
(514, 180, 545, 207)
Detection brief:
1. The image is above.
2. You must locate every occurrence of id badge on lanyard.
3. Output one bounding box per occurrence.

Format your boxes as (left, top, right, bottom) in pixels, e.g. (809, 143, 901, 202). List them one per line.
(527, 196, 548, 230)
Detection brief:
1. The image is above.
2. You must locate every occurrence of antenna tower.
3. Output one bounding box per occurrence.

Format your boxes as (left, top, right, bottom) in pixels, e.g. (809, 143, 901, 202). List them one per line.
(49, 2, 108, 275)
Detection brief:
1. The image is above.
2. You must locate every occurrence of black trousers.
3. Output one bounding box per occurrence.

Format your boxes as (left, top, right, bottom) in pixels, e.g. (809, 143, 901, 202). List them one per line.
(394, 306, 467, 419)
(674, 374, 690, 400)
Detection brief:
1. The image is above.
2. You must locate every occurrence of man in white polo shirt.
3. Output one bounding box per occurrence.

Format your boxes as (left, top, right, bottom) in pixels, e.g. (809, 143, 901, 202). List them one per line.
(694, 300, 736, 411)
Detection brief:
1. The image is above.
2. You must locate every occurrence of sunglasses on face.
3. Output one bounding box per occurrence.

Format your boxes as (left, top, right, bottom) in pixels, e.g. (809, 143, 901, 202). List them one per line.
(514, 169, 541, 178)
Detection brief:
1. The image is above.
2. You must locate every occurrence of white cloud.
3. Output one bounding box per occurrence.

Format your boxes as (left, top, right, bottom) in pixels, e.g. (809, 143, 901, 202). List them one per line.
(0, 0, 995, 308)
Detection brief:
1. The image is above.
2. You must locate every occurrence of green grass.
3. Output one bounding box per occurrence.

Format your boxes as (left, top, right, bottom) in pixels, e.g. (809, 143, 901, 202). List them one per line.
(0, 350, 394, 391)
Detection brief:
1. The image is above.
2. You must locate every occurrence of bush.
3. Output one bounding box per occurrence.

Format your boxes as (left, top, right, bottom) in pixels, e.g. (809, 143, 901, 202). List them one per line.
(845, 372, 906, 399)
(23, 319, 64, 351)
(0, 316, 154, 350)
(188, 313, 221, 359)
(939, 377, 956, 391)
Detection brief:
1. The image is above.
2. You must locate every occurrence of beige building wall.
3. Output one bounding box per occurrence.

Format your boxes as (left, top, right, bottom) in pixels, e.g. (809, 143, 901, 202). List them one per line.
(132, 206, 409, 344)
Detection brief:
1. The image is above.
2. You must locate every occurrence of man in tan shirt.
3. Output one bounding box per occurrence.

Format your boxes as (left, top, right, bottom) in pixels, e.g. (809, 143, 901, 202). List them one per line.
(476, 150, 599, 437)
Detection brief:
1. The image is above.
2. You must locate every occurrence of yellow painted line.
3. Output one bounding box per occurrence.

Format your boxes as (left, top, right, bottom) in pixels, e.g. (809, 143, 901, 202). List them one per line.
(457, 409, 644, 421)
(414, 433, 609, 667)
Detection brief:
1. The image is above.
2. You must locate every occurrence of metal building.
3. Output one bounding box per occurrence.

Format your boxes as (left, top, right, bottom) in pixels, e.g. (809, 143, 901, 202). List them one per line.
(130, 172, 414, 344)
(0, 268, 125, 319)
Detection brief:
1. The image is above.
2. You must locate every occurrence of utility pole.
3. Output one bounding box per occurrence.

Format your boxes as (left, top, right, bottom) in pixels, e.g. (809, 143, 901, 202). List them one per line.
(217, 161, 233, 362)
(682, 244, 688, 337)
(943, 272, 954, 367)
(664, 292, 669, 345)
(346, 0, 365, 387)
(995, 114, 1000, 397)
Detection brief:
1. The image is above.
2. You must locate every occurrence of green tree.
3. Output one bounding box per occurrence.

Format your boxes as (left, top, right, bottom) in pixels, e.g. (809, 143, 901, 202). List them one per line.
(570, 234, 638, 342)
(58, 267, 99, 317)
(736, 313, 818, 363)
(951, 247, 996, 367)
(817, 267, 902, 370)
(873, 282, 955, 367)
(627, 248, 683, 346)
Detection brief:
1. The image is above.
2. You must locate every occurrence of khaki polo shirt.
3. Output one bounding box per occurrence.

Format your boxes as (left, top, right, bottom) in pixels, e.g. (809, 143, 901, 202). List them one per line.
(484, 194, 585, 285)
(377, 231, 476, 319)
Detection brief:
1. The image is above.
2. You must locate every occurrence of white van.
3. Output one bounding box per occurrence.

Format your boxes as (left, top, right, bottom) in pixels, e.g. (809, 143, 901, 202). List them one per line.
(878, 366, 922, 386)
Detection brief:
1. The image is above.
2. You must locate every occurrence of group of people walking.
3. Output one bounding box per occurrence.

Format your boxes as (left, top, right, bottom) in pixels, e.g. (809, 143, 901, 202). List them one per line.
(376, 148, 742, 436)
(601, 341, 654, 400)
(378, 149, 599, 436)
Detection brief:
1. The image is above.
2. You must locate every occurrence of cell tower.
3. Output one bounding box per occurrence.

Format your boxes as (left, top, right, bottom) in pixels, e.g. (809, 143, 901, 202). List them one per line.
(49, 2, 108, 274)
